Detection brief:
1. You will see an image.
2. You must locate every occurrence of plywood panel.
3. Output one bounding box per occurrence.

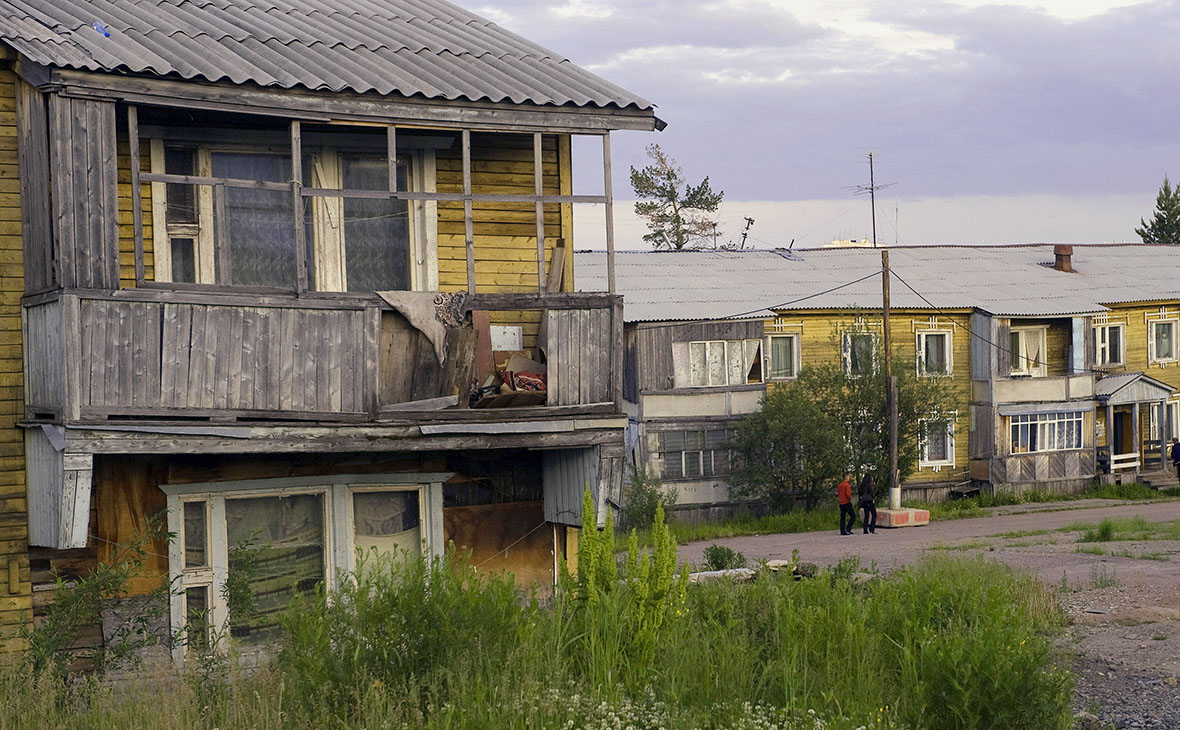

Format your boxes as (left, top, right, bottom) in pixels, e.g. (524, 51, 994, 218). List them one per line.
(443, 501, 552, 586)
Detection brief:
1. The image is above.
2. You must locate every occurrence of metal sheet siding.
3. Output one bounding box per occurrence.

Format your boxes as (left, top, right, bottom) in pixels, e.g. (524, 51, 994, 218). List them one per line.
(0, 0, 654, 111)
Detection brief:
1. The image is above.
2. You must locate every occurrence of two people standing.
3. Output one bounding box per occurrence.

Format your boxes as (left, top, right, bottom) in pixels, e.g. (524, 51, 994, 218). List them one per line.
(837, 472, 877, 535)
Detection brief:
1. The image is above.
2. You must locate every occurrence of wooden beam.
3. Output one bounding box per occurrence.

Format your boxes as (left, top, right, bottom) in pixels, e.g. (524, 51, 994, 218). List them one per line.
(464, 292, 622, 312)
(602, 132, 616, 294)
(291, 120, 308, 293)
(213, 185, 230, 285)
(53, 70, 660, 133)
(534, 132, 546, 293)
(462, 129, 475, 294)
(129, 105, 145, 286)
(387, 124, 398, 193)
(141, 171, 291, 192)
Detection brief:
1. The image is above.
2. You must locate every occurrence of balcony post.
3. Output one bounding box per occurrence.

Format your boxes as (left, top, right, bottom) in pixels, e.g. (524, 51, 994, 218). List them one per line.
(128, 105, 145, 286)
(534, 132, 546, 293)
(602, 132, 615, 294)
(291, 120, 308, 292)
(462, 129, 475, 294)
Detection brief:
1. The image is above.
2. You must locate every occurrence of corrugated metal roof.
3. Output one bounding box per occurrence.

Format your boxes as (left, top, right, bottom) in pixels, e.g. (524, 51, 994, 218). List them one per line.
(0, 0, 655, 113)
(575, 244, 1180, 323)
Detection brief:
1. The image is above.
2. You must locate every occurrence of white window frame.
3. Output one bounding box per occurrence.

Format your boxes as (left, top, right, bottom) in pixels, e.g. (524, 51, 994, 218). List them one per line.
(1150, 399, 1180, 442)
(688, 339, 763, 387)
(1093, 322, 1125, 368)
(841, 331, 878, 377)
(1009, 411, 1084, 454)
(1149, 319, 1180, 365)
(918, 415, 956, 470)
(915, 329, 953, 377)
(1009, 326, 1047, 377)
(149, 140, 438, 292)
(163, 472, 448, 664)
(764, 333, 800, 381)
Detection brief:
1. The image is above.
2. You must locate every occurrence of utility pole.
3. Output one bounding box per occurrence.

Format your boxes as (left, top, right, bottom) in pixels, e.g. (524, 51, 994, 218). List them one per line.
(881, 248, 900, 509)
(870, 152, 878, 249)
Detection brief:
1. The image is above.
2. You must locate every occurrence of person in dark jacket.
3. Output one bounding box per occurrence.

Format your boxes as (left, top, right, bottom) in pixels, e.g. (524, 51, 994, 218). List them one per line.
(858, 474, 877, 534)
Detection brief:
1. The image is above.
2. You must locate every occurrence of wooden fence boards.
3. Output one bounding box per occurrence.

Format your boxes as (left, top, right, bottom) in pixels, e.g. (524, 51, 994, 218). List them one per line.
(22, 300, 62, 413)
(547, 307, 613, 406)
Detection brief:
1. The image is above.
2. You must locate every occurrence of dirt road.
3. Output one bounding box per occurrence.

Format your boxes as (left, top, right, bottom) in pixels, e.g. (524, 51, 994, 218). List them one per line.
(679, 499, 1180, 730)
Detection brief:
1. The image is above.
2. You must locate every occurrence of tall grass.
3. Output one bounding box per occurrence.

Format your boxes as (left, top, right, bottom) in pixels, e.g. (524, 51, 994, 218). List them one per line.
(0, 553, 1073, 730)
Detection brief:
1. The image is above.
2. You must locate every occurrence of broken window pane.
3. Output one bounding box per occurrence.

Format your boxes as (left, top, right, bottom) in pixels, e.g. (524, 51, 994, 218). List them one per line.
(225, 493, 324, 646)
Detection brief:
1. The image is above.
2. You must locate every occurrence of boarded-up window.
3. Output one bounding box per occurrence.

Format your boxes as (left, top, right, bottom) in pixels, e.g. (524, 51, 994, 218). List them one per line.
(656, 429, 735, 479)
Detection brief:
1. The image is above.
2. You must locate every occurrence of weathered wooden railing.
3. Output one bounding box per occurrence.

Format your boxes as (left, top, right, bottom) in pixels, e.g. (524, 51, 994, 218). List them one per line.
(24, 290, 622, 423)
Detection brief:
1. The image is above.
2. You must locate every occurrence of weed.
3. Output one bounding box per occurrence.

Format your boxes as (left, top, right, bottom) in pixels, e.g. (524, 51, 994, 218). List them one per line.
(1152, 634, 1167, 641)
(1090, 564, 1117, 589)
(703, 544, 747, 571)
(620, 463, 677, 530)
(928, 540, 991, 551)
(989, 529, 1052, 539)
(1076, 545, 1107, 556)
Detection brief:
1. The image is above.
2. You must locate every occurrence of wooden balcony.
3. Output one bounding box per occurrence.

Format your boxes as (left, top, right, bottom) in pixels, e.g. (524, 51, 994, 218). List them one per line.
(24, 288, 622, 425)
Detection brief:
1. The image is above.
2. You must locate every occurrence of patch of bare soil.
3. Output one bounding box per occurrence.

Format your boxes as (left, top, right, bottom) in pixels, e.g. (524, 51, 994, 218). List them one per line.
(678, 500, 1180, 729)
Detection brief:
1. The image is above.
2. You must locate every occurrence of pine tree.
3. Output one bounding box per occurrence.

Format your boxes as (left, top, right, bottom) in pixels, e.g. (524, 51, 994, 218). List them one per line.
(630, 144, 723, 250)
(1136, 176, 1180, 244)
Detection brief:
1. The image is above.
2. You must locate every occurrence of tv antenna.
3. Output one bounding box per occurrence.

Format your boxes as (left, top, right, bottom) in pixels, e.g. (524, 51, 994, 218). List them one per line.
(843, 152, 896, 248)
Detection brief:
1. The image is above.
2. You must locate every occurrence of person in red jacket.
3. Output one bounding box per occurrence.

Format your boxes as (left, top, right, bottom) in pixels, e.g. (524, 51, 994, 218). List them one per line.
(838, 472, 856, 536)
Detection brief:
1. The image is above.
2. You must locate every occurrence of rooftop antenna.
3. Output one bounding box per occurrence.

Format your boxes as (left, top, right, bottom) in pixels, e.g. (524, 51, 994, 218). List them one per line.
(739, 217, 755, 249)
(843, 152, 895, 248)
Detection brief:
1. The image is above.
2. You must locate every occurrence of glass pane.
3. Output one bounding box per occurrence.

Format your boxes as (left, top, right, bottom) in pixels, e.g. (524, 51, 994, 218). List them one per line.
(726, 340, 745, 385)
(705, 430, 728, 449)
(170, 238, 196, 283)
(926, 423, 948, 461)
(685, 431, 704, 449)
(211, 153, 295, 287)
(851, 335, 873, 375)
(1010, 331, 1022, 371)
(662, 452, 683, 479)
(342, 156, 411, 292)
(164, 148, 197, 224)
(225, 493, 324, 646)
(183, 501, 207, 569)
(683, 451, 702, 478)
(689, 343, 706, 386)
(1108, 327, 1121, 363)
(1157, 323, 1175, 360)
(661, 431, 685, 451)
(770, 336, 794, 378)
(184, 585, 209, 650)
(924, 334, 947, 374)
(707, 342, 726, 385)
(353, 490, 422, 561)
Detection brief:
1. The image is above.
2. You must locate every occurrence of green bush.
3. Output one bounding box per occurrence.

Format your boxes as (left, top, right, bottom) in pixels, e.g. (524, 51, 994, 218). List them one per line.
(621, 463, 677, 529)
(702, 543, 747, 570)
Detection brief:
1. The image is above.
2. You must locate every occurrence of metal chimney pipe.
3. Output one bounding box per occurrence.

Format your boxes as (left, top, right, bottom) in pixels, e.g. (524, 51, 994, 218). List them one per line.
(1053, 244, 1073, 273)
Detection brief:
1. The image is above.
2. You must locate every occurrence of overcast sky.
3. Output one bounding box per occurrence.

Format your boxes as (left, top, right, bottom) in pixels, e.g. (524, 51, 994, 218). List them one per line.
(476, 0, 1180, 248)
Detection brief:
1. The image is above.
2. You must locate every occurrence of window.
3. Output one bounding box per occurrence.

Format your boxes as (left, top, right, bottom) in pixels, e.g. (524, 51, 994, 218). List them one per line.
(765, 334, 799, 380)
(1009, 411, 1084, 454)
(688, 340, 762, 387)
(1150, 320, 1179, 364)
(919, 417, 955, 468)
(150, 135, 433, 292)
(1150, 401, 1179, 442)
(165, 475, 443, 662)
(916, 330, 952, 376)
(842, 331, 877, 377)
(656, 429, 734, 479)
(1093, 323, 1124, 367)
(1009, 327, 1047, 377)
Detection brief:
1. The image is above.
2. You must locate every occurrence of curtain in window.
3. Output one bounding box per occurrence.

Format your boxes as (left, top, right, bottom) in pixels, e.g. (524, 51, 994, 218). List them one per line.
(225, 493, 324, 645)
(212, 153, 295, 288)
(342, 156, 411, 292)
(924, 334, 947, 374)
(353, 491, 421, 561)
(770, 336, 794, 379)
(707, 342, 726, 385)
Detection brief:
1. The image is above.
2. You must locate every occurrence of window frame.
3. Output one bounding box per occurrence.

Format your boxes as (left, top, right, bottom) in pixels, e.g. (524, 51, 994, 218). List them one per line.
(149, 139, 437, 292)
(1149, 399, 1180, 442)
(841, 330, 878, 377)
(1149, 319, 1180, 365)
(1009, 326, 1047, 377)
(654, 429, 735, 480)
(687, 339, 763, 388)
(918, 415, 956, 469)
(1093, 322, 1125, 368)
(1008, 411, 1084, 454)
(764, 333, 800, 381)
(163, 473, 448, 664)
(915, 329, 953, 377)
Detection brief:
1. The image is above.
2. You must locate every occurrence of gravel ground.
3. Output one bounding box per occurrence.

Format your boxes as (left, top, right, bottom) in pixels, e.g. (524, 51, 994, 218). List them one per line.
(678, 499, 1180, 729)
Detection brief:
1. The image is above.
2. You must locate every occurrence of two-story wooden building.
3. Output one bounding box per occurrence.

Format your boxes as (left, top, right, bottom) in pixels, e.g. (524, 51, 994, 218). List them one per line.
(578, 244, 1180, 516)
(2, 0, 658, 658)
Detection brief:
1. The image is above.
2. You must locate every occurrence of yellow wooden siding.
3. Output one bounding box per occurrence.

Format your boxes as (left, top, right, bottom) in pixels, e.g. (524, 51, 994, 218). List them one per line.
(777, 309, 973, 486)
(0, 68, 30, 651)
(116, 136, 155, 288)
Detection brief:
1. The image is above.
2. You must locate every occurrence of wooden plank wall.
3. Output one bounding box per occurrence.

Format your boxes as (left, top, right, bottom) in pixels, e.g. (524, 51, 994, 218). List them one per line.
(0, 68, 30, 651)
(634, 320, 764, 394)
(23, 299, 62, 414)
(15, 80, 51, 293)
(546, 307, 614, 406)
(116, 132, 154, 286)
(47, 95, 119, 289)
(76, 299, 370, 416)
(788, 310, 973, 486)
(378, 311, 476, 405)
